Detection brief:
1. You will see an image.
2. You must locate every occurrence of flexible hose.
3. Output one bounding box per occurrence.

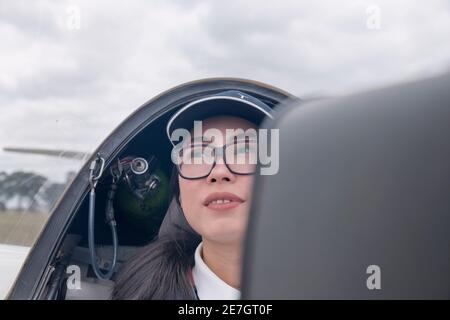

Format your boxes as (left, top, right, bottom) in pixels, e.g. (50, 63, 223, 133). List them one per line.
(88, 187, 118, 280)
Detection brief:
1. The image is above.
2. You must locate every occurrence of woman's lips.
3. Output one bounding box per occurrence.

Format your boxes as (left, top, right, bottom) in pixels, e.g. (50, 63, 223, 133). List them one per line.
(206, 201, 242, 211)
(203, 192, 245, 211)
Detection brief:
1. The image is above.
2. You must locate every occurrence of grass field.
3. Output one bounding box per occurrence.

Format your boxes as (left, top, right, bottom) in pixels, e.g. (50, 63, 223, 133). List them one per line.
(0, 211, 50, 247)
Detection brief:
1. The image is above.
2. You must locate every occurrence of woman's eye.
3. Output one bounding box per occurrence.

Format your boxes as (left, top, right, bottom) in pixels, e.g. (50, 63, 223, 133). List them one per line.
(192, 149, 203, 158)
(181, 147, 202, 161)
(236, 146, 248, 154)
(235, 143, 256, 155)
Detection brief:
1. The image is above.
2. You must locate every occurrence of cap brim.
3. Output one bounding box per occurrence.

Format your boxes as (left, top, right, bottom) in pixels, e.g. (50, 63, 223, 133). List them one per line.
(166, 95, 273, 142)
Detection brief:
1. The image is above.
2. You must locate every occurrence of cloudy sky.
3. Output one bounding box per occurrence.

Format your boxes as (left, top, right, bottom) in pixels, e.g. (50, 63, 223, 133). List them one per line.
(1, 0, 450, 183)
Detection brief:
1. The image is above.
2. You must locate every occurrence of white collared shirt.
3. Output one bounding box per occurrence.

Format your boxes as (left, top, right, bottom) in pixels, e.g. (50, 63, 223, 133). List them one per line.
(192, 242, 241, 300)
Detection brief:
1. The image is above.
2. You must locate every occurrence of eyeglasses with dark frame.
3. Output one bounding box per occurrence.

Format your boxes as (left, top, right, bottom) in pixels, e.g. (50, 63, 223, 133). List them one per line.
(176, 138, 258, 180)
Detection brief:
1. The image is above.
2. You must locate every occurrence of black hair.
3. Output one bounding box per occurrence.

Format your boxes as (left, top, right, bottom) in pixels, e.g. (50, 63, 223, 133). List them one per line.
(111, 167, 201, 300)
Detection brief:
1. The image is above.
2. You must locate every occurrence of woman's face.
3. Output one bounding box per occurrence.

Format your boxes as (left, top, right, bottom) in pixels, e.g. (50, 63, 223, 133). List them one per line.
(178, 116, 256, 245)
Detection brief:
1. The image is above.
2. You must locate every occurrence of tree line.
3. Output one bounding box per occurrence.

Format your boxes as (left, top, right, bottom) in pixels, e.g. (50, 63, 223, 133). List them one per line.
(0, 171, 72, 212)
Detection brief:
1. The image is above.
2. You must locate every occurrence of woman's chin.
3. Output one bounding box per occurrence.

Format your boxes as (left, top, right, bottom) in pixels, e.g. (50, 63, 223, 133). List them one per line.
(201, 223, 246, 244)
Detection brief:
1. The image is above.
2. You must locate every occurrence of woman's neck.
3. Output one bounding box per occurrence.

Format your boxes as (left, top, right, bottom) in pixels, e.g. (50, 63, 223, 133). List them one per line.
(201, 239, 242, 289)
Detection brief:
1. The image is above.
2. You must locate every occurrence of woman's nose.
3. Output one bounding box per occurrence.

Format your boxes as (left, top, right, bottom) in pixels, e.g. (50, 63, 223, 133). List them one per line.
(206, 162, 236, 184)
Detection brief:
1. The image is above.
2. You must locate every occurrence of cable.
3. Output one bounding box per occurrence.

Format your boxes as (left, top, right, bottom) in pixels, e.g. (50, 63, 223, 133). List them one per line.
(88, 155, 118, 280)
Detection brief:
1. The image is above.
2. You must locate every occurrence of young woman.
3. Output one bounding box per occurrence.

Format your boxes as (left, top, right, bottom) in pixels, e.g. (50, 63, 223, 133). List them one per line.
(112, 90, 273, 300)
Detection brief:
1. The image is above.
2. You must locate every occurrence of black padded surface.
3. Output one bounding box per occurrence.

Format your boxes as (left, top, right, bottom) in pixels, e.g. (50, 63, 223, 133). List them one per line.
(242, 73, 450, 299)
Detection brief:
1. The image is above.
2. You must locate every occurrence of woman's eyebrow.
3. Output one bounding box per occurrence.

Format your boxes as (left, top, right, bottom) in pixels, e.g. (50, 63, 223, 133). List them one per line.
(186, 136, 213, 147)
